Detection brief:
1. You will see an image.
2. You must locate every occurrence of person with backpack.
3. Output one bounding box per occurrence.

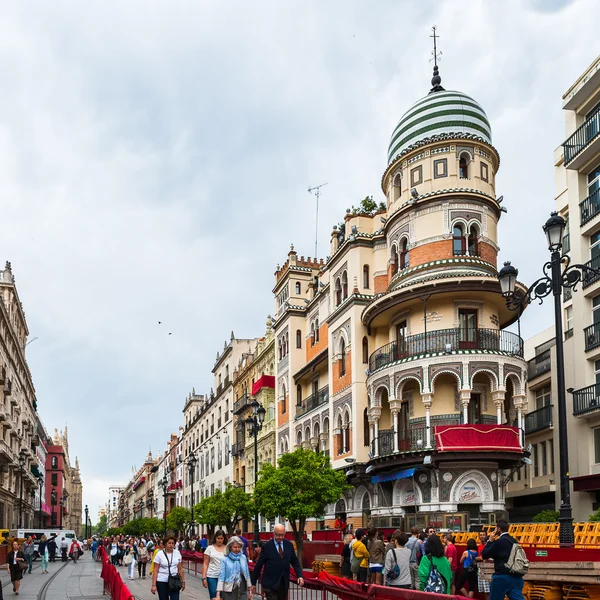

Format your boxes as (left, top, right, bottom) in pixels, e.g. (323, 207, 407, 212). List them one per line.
(418, 534, 452, 594)
(481, 520, 527, 600)
(350, 529, 369, 583)
(457, 538, 479, 598)
(384, 532, 411, 589)
(405, 527, 422, 589)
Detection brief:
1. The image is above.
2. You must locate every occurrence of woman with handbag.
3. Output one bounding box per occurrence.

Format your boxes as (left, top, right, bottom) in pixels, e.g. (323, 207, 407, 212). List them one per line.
(137, 541, 149, 579)
(384, 532, 411, 589)
(151, 536, 185, 600)
(124, 540, 136, 580)
(215, 537, 254, 600)
(7, 540, 26, 594)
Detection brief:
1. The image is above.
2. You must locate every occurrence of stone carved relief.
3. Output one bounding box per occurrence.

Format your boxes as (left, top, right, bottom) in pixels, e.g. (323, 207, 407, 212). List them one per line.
(469, 361, 499, 389)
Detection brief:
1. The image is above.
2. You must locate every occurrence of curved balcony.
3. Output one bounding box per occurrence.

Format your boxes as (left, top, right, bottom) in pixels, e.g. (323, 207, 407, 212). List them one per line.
(368, 327, 523, 374)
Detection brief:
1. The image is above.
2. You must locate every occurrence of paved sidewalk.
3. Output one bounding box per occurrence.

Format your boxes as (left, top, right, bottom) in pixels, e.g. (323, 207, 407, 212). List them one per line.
(0, 553, 103, 600)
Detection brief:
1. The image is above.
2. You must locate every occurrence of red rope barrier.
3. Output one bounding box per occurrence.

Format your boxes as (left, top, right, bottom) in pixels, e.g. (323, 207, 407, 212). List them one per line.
(97, 547, 135, 600)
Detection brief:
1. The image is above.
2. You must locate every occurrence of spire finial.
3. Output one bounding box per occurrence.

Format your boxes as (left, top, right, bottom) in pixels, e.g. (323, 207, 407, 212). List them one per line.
(429, 26, 444, 93)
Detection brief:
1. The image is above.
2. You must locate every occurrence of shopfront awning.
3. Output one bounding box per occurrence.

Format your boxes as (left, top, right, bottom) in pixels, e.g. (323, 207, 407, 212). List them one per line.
(572, 473, 600, 492)
(371, 467, 416, 484)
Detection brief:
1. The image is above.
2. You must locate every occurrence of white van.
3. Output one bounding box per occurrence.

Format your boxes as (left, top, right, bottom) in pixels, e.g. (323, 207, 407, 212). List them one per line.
(10, 529, 77, 556)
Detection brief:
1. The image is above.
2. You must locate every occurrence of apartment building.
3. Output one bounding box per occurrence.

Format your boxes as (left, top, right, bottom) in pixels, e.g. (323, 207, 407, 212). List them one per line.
(554, 54, 600, 520)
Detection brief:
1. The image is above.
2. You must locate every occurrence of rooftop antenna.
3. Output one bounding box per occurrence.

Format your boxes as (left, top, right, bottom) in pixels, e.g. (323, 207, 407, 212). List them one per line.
(429, 26, 444, 93)
(308, 182, 328, 258)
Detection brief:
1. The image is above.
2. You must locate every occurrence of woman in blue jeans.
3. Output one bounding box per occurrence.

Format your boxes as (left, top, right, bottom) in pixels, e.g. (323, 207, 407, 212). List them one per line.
(202, 530, 227, 599)
(151, 536, 186, 600)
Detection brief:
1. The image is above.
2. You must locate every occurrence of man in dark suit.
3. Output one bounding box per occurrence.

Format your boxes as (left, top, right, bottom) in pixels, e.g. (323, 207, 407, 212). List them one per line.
(251, 524, 304, 600)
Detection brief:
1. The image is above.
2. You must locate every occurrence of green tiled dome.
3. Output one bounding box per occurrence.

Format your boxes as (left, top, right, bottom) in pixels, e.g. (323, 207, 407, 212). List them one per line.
(387, 89, 492, 165)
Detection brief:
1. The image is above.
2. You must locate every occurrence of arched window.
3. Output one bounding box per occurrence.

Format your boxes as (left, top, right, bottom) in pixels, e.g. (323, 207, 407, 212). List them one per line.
(225, 399, 229, 420)
(342, 271, 348, 300)
(310, 323, 316, 346)
(339, 338, 346, 377)
(363, 408, 370, 447)
(295, 282, 301, 294)
(278, 339, 282, 360)
(315, 318, 320, 342)
(296, 329, 302, 349)
(297, 430, 303, 446)
(400, 238, 409, 269)
(392, 173, 401, 202)
(51, 456, 58, 469)
(391, 246, 399, 276)
(281, 383, 287, 414)
(453, 224, 466, 255)
(363, 265, 370, 289)
(335, 279, 342, 306)
(459, 153, 469, 179)
(362, 337, 369, 364)
(468, 225, 479, 256)
(296, 384, 302, 406)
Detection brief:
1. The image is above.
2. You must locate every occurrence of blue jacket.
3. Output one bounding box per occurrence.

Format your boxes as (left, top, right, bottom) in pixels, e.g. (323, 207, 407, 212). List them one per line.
(217, 554, 251, 592)
(251, 538, 303, 591)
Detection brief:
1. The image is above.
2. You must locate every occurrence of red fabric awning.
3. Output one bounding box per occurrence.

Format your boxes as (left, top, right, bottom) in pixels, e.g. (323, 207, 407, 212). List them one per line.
(252, 375, 275, 395)
(435, 424, 522, 453)
(572, 473, 600, 492)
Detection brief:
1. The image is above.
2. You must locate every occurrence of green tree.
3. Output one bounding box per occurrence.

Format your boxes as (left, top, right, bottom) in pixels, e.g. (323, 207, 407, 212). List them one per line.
(359, 196, 378, 214)
(97, 514, 108, 535)
(532, 509, 559, 523)
(167, 506, 191, 536)
(208, 484, 253, 534)
(195, 495, 220, 539)
(253, 448, 350, 564)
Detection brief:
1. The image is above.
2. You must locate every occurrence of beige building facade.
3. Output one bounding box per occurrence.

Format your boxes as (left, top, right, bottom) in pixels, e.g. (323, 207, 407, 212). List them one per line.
(273, 66, 528, 532)
(553, 54, 600, 520)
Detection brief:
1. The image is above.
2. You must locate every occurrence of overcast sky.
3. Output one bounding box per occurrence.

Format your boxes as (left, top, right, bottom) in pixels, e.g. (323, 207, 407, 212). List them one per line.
(1, 0, 599, 520)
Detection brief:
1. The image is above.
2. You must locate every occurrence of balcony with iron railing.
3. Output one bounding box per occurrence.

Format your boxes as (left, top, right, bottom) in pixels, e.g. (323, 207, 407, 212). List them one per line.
(527, 351, 551, 380)
(233, 393, 250, 415)
(580, 189, 600, 226)
(584, 257, 600, 289)
(524, 405, 553, 434)
(368, 328, 523, 374)
(564, 109, 600, 169)
(585, 323, 600, 352)
(572, 383, 600, 416)
(231, 441, 244, 457)
(296, 386, 329, 418)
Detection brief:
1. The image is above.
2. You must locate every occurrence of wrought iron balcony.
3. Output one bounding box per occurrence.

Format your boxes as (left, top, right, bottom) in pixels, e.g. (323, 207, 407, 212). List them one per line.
(233, 393, 250, 415)
(524, 405, 553, 434)
(580, 189, 600, 226)
(368, 328, 523, 373)
(231, 441, 244, 457)
(296, 386, 329, 418)
(582, 256, 600, 289)
(564, 109, 600, 167)
(585, 323, 600, 352)
(527, 351, 551, 380)
(572, 384, 600, 416)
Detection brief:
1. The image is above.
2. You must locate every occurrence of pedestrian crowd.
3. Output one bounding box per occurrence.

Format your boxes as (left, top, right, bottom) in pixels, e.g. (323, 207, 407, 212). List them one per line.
(340, 519, 527, 600)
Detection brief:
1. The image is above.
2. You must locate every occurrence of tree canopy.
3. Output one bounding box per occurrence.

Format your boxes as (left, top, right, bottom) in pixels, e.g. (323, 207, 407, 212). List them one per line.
(195, 484, 253, 535)
(253, 448, 349, 561)
(166, 506, 191, 535)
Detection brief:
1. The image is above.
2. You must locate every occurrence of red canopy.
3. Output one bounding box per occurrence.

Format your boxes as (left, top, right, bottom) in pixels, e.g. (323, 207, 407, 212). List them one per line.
(252, 375, 275, 395)
(435, 424, 521, 453)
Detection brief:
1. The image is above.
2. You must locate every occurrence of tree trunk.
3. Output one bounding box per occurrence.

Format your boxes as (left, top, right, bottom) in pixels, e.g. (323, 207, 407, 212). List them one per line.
(291, 519, 305, 568)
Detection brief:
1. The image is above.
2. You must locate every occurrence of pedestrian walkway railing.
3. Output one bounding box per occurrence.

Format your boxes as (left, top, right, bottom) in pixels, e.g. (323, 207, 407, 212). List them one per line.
(98, 546, 135, 600)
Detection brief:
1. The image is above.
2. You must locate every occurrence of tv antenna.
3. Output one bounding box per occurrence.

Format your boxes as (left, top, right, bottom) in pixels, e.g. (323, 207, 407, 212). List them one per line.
(308, 182, 328, 258)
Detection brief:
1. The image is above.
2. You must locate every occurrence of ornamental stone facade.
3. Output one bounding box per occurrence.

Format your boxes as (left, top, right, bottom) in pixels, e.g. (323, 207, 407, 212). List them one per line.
(273, 66, 528, 533)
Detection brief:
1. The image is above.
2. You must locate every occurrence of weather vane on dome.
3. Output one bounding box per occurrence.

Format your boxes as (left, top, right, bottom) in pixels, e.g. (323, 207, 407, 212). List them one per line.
(429, 25, 445, 94)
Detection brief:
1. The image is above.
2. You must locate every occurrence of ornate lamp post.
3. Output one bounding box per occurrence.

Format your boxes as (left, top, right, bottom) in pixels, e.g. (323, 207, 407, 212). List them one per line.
(85, 505, 89, 538)
(51, 487, 57, 527)
(59, 492, 67, 530)
(160, 475, 169, 536)
(498, 211, 598, 546)
(18, 450, 26, 529)
(245, 399, 266, 544)
(37, 474, 44, 528)
(186, 452, 198, 536)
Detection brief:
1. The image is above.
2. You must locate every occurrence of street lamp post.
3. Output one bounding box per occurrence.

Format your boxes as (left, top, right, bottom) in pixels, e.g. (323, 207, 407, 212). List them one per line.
(85, 505, 89, 538)
(51, 487, 57, 528)
(160, 475, 169, 537)
(245, 399, 266, 545)
(186, 452, 198, 536)
(37, 474, 44, 528)
(498, 211, 599, 546)
(18, 450, 26, 529)
(59, 492, 66, 530)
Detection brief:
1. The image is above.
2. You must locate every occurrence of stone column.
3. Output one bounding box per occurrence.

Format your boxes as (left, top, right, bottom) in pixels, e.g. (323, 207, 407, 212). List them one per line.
(392, 411, 399, 452)
(459, 390, 471, 424)
(513, 394, 527, 446)
(373, 421, 379, 457)
(368, 407, 381, 457)
(492, 390, 506, 424)
(422, 393, 433, 448)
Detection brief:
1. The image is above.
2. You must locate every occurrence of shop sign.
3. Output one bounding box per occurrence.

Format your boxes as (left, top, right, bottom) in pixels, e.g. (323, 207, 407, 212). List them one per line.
(458, 482, 481, 503)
